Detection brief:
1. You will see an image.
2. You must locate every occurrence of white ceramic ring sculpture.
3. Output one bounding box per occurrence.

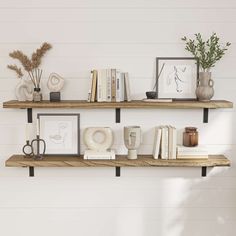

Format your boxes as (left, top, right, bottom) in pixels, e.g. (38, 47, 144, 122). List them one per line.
(47, 73, 65, 92)
(83, 127, 113, 152)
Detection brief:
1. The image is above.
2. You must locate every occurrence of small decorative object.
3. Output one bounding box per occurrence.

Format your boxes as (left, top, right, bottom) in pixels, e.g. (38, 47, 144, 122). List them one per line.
(156, 57, 199, 99)
(8, 42, 52, 102)
(124, 126, 141, 159)
(47, 73, 65, 102)
(22, 124, 33, 157)
(146, 62, 165, 99)
(183, 127, 198, 147)
(7, 65, 33, 101)
(31, 118, 46, 160)
(33, 87, 43, 102)
(182, 33, 230, 101)
(83, 127, 115, 160)
(38, 113, 80, 155)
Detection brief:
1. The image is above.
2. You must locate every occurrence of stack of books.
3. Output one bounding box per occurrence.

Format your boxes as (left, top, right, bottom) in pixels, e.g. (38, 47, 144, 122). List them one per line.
(88, 69, 131, 102)
(177, 145, 208, 159)
(153, 126, 177, 160)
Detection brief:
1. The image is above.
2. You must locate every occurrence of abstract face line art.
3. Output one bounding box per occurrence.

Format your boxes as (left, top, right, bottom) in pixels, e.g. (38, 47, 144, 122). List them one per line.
(166, 65, 187, 93)
(49, 122, 68, 146)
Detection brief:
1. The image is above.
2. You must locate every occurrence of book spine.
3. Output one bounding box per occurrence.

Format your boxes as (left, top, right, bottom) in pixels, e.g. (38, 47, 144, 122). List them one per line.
(106, 69, 112, 102)
(116, 70, 121, 102)
(161, 127, 168, 159)
(153, 127, 162, 159)
(172, 127, 177, 159)
(91, 70, 97, 102)
(124, 72, 131, 101)
(120, 72, 125, 102)
(165, 126, 169, 159)
(111, 69, 116, 102)
(97, 70, 102, 102)
(101, 69, 107, 102)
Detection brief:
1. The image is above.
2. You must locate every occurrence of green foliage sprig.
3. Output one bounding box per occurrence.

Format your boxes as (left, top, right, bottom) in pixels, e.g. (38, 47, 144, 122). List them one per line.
(182, 33, 230, 71)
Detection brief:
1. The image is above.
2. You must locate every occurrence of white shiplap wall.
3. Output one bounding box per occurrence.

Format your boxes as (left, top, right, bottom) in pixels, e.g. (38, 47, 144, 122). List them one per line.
(0, 1, 236, 235)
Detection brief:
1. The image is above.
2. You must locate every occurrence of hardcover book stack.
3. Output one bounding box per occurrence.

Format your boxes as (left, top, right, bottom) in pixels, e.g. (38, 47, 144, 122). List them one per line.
(88, 69, 131, 102)
(177, 145, 208, 159)
(153, 126, 177, 159)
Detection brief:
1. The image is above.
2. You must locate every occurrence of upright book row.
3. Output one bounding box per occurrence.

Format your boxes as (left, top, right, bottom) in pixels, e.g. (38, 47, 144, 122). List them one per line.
(153, 126, 177, 160)
(88, 69, 131, 102)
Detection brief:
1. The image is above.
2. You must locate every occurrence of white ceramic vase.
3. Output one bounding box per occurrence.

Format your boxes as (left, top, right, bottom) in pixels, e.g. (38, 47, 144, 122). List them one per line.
(15, 78, 33, 101)
(124, 126, 141, 159)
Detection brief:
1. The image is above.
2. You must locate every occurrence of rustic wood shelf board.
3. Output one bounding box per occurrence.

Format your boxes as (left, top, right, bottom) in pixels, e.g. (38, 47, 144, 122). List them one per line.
(5, 155, 230, 168)
(3, 100, 233, 109)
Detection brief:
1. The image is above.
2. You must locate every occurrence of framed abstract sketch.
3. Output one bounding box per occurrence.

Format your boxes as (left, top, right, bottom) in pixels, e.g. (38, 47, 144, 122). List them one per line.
(156, 57, 199, 99)
(38, 113, 80, 156)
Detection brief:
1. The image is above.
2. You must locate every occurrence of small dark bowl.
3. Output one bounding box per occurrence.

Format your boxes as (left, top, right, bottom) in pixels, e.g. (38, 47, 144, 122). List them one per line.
(146, 91, 157, 99)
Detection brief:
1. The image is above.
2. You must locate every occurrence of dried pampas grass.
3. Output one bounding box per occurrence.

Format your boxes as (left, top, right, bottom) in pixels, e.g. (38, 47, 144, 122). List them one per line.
(7, 65, 23, 78)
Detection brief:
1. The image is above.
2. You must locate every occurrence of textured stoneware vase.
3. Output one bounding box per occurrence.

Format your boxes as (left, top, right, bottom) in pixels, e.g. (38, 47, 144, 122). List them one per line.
(196, 72, 214, 101)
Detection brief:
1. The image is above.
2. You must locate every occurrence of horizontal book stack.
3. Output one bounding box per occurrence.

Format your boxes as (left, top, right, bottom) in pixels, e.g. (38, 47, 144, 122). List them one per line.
(153, 126, 177, 160)
(177, 145, 208, 159)
(88, 69, 131, 102)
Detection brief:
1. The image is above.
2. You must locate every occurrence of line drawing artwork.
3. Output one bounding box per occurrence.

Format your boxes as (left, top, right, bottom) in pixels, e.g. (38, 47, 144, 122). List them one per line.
(49, 122, 68, 146)
(166, 65, 187, 93)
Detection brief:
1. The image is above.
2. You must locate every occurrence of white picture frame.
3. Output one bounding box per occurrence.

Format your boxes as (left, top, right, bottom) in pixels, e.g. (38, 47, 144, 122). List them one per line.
(156, 57, 199, 99)
(38, 113, 80, 156)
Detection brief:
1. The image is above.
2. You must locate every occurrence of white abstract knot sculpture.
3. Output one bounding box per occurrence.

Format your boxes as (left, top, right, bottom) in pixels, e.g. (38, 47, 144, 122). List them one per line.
(47, 73, 65, 92)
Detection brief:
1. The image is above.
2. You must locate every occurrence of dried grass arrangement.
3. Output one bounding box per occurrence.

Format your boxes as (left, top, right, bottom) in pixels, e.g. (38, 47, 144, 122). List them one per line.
(8, 42, 52, 88)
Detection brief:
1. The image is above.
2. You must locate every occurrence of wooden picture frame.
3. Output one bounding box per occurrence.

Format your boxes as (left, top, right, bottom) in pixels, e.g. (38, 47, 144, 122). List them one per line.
(156, 57, 199, 100)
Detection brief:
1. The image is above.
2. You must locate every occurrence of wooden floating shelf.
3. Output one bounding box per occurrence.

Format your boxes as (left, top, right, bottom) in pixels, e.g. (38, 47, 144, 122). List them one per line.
(3, 100, 233, 109)
(6, 155, 230, 168)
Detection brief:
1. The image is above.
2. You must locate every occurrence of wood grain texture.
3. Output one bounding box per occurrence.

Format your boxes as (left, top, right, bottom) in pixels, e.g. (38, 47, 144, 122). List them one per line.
(5, 155, 230, 168)
(2, 100, 233, 109)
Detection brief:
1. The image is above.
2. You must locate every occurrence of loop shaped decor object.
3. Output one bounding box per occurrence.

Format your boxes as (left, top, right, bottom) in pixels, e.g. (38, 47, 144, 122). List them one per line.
(83, 127, 113, 151)
(15, 78, 33, 101)
(47, 73, 65, 92)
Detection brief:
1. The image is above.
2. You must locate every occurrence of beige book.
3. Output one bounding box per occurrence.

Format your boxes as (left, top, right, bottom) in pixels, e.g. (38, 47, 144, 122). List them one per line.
(90, 70, 97, 102)
(111, 69, 116, 102)
(177, 155, 208, 159)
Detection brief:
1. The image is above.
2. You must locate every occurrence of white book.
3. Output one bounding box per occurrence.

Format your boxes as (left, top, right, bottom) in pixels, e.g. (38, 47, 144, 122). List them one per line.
(106, 69, 112, 102)
(177, 145, 208, 156)
(177, 155, 208, 159)
(153, 126, 162, 159)
(97, 70, 103, 102)
(168, 126, 177, 159)
(116, 69, 122, 102)
(124, 72, 131, 101)
(101, 69, 107, 102)
(161, 126, 168, 159)
(120, 72, 125, 101)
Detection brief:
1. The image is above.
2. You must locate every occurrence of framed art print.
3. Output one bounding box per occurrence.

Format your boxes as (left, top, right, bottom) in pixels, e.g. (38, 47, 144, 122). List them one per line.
(156, 57, 199, 99)
(38, 113, 80, 156)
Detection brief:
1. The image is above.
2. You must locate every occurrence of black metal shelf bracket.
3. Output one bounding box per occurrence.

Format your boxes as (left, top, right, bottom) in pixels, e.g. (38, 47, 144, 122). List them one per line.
(29, 167, 34, 177)
(201, 166, 207, 177)
(203, 108, 209, 123)
(115, 108, 121, 123)
(116, 167, 121, 177)
(27, 108, 33, 123)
